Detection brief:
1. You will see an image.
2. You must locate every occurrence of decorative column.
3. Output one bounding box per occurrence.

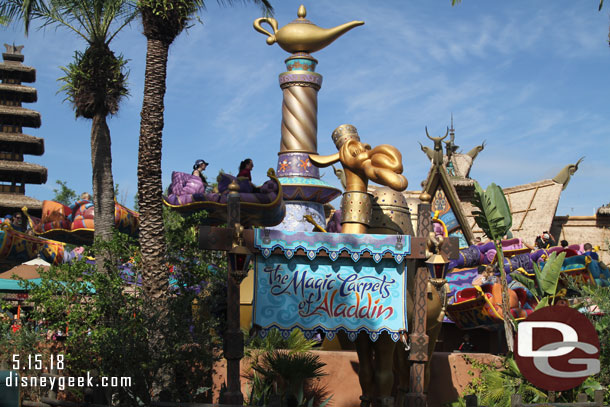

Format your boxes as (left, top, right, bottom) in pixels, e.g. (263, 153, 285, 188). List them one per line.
(275, 53, 336, 230)
(224, 181, 243, 406)
(253, 6, 364, 231)
(198, 181, 253, 406)
(223, 181, 255, 406)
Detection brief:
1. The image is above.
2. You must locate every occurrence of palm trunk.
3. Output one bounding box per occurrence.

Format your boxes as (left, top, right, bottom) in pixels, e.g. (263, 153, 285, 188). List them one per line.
(138, 37, 170, 300)
(138, 34, 173, 401)
(91, 112, 116, 243)
(494, 239, 515, 353)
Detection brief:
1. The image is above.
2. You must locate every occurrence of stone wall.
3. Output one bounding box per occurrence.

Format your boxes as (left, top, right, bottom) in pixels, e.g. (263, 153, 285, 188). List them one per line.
(551, 215, 610, 263)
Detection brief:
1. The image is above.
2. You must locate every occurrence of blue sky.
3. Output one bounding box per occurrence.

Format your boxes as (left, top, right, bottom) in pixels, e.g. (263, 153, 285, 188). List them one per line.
(3, 1, 610, 215)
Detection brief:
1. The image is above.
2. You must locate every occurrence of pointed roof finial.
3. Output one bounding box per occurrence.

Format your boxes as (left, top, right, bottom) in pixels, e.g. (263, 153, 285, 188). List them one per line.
(449, 113, 455, 138)
(3, 43, 25, 64)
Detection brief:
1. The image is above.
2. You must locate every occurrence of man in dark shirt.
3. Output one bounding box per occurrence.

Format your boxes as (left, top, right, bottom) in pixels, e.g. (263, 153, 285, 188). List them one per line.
(535, 231, 556, 249)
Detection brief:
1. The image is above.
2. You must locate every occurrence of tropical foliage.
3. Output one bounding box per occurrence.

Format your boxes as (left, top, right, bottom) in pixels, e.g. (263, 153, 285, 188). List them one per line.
(52, 180, 78, 206)
(448, 354, 546, 407)
(572, 281, 610, 402)
(510, 251, 567, 309)
(471, 181, 515, 351)
(244, 329, 330, 407)
(471, 182, 512, 241)
(246, 327, 319, 356)
(448, 353, 604, 406)
(0, 208, 226, 405)
(0, 0, 138, 243)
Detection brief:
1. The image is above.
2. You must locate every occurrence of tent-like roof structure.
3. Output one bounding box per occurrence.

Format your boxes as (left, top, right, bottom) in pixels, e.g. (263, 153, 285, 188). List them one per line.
(0, 261, 48, 291)
(419, 128, 475, 247)
(397, 119, 582, 249)
(463, 179, 563, 239)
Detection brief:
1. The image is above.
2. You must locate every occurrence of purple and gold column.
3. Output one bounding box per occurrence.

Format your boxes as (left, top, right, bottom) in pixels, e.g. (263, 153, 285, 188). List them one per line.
(254, 5, 364, 230)
(275, 54, 339, 230)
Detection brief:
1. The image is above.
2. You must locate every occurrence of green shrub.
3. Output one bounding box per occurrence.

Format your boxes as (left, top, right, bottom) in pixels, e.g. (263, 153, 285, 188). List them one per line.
(244, 328, 330, 407)
(1, 207, 226, 405)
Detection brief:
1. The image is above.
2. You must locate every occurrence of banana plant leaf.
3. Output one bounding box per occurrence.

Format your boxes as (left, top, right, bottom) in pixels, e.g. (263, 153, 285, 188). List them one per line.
(535, 296, 550, 311)
(509, 272, 539, 297)
(472, 182, 512, 240)
(535, 251, 566, 297)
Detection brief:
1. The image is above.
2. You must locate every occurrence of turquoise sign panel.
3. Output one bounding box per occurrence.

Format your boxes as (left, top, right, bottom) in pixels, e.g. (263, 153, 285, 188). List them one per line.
(255, 229, 411, 263)
(253, 254, 407, 342)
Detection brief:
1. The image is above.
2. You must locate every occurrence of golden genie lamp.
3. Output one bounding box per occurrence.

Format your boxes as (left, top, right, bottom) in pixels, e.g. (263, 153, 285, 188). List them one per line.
(254, 5, 364, 54)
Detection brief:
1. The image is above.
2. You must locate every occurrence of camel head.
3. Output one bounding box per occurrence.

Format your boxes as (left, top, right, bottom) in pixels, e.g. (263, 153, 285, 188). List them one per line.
(309, 124, 408, 192)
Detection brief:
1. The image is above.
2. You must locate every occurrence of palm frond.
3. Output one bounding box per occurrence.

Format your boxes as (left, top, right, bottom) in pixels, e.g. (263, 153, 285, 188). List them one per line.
(259, 350, 326, 396)
(246, 328, 319, 353)
(1, 0, 137, 44)
(215, 0, 273, 16)
(58, 45, 129, 118)
(479, 369, 510, 406)
(0, 0, 42, 34)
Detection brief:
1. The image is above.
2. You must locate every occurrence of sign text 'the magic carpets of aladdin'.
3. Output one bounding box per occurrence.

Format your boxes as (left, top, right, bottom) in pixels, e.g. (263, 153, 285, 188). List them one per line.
(252, 230, 410, 341)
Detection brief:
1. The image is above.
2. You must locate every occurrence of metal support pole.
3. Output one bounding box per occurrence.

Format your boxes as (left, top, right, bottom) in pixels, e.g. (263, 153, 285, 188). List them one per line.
(406, 197, 432, 407)
(223, 182, 244, 406)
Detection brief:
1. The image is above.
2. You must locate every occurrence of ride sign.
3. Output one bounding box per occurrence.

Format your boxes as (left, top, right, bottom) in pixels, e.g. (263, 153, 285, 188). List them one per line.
(251, 229, 411, 342)
(514, 305, 600, 391)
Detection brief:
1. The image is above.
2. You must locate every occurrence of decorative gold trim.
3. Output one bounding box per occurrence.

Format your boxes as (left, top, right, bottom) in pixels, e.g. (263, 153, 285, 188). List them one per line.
(340, 191, 372, 226)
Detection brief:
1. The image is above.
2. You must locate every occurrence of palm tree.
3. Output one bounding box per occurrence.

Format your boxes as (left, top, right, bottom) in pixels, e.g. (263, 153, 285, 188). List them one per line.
(135, 1, 273, 398)
(1, 0, 138, 244)
(136, 0, 272, 301)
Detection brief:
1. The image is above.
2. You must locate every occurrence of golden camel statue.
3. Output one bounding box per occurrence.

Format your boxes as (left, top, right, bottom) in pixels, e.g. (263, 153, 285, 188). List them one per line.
(310, 124, 408, 407)
(310, 125, 446, 407)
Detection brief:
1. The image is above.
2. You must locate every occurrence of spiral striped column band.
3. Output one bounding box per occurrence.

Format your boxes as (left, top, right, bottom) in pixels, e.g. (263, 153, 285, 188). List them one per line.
(279, 70, 322, 153)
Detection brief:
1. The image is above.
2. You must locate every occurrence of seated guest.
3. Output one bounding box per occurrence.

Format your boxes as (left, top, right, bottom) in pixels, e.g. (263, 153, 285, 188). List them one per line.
(192, 159, 209, 187)
(237, 158, 260, 192)
(535, 231, 556, 249)
(11, 212, 26, 232)
(237, 158, 254, 181)
(584, 243, 599, 261)
(472, 265, 498, 286)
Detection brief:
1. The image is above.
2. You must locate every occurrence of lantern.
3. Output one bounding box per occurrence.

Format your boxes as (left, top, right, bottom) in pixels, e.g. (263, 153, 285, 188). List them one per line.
(228, 244, 253, 284)
(425, 252, 449, 280)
